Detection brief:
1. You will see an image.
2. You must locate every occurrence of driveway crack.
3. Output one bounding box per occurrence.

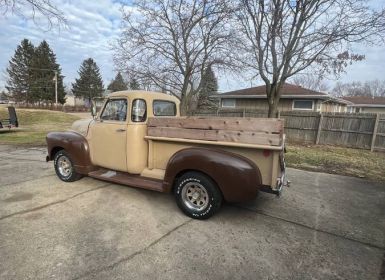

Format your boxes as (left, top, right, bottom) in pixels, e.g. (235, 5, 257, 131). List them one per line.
(0, 184, 111, 221)
(72, 219, 193, 280)
(233, 205, 385, 250)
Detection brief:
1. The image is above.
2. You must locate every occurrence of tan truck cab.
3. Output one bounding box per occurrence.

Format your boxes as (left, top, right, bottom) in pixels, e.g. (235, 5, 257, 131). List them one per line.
(46, 90, 288, 219)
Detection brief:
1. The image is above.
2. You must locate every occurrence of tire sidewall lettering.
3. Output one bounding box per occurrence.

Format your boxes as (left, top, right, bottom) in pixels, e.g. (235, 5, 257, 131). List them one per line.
(176, 176, 214, 217)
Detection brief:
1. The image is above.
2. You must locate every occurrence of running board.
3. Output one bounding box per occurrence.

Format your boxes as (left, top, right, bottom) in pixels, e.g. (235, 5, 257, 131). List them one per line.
(88, 169, 165, 192)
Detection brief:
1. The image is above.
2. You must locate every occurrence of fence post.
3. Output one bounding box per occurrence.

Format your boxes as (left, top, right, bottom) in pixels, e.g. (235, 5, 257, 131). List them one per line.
(315, 113, 324, 144)
(243, 108, 246, 118)
(277, 110, 281, 118)
(370, 113, 380, 152)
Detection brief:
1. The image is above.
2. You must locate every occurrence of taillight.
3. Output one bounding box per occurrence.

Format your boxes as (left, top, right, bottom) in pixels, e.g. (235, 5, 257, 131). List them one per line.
(263, 149, 271, 157)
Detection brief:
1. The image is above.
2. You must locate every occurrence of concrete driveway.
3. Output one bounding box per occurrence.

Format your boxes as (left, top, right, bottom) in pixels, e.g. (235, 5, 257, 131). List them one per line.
(0, 145, 384, 280)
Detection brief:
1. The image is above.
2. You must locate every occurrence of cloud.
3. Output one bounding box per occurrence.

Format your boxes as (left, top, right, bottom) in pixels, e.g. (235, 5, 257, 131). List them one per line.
(0, 0, 123, 90)
(0, 0, 384, 93)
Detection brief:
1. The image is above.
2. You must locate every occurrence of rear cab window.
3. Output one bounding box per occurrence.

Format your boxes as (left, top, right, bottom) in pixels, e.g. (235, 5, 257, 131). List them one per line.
(153, 100, 176, 116)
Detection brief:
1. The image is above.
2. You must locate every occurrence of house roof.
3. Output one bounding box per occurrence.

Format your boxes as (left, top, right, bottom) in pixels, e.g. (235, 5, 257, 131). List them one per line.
(216, 83, 349, 104)
(219, 83, 328, 98)
(341, 96, 385, 107)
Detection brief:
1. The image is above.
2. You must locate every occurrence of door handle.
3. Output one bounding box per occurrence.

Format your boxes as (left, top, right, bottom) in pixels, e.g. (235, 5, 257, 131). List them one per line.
(116, 129, 126, 132)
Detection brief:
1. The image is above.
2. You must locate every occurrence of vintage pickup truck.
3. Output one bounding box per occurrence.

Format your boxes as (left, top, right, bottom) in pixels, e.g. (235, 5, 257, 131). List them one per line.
(46, 91, 288, 219)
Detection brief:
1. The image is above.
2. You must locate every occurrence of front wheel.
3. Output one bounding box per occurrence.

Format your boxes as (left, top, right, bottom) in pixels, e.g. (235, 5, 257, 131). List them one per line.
(54, 150, 82, 182)
(174, 171, 222, 219)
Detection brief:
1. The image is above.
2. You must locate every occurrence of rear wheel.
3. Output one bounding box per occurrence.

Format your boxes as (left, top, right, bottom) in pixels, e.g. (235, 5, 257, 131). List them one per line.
(54, 150, 82, 182)
(174, 171, 222, 219)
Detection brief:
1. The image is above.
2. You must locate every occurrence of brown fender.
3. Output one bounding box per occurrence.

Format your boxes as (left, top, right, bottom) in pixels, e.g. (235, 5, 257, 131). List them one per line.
(163, 147, 262, 203)
(46, 131, 96, 174)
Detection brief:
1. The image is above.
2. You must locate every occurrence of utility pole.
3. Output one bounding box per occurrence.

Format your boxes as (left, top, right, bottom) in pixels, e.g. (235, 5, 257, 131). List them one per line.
(53, 70, 58, 105)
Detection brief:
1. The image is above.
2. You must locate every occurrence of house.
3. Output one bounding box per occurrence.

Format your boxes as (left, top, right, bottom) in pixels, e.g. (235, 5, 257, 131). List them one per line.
(64, 90, 112, 107)
(341, 96, 385, 114)
(215, 83, 348, 112)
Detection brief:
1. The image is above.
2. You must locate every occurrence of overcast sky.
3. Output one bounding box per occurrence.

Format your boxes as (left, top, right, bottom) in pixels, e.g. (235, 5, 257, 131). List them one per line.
(0, 0, 384, 93)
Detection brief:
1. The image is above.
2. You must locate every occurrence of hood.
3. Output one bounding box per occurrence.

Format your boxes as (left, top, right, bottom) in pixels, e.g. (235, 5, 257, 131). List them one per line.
(70, 118, 93, 137)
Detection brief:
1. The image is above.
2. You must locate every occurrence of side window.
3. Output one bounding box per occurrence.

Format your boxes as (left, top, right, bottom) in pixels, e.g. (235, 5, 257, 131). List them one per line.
(132, 99, 147, 122)
(153, 100, 176, 116)
(101, 99, 128, 121)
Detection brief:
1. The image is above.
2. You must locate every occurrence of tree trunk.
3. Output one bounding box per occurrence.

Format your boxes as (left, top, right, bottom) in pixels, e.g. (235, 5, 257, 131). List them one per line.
(267, 101, 278, 118)
(180, 95, 189, 116)
(266, 82, 283, 118)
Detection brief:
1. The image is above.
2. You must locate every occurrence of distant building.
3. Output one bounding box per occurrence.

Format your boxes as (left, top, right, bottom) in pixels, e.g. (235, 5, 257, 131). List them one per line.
(342, 96, 385, 114)
(65, 89, 111, 107)
(65, 94, 86, 107)
(214, 83, 348, 112)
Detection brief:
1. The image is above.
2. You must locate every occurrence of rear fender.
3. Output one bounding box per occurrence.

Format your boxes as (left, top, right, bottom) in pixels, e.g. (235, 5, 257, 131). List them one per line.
(163, 147, 262, 202)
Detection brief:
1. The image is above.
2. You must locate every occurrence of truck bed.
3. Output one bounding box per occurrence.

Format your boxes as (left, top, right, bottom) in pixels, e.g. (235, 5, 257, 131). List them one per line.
(145, 117, 285, 188)
(147, 117, 284, 147)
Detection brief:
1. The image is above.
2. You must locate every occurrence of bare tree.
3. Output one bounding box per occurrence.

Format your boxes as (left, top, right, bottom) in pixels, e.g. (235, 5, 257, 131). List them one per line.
(113, 0, 234, 113)
(0, 0, 66, 29)
(236, 0, 385, 117)
(332, 80, 385, 97)
(290, 73, 329, 92)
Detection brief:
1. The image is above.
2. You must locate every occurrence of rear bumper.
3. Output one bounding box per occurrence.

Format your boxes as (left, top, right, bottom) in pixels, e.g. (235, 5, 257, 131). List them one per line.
(259, 170, 290, 196)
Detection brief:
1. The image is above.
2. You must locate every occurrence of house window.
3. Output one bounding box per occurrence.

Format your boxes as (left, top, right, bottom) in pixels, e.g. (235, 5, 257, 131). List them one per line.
(221, 99, 236, 108)
(292, 100, 313, 110)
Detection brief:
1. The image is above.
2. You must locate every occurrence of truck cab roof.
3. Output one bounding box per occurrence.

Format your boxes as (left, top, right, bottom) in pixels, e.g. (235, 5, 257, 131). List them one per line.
(109, 90, 180, 104)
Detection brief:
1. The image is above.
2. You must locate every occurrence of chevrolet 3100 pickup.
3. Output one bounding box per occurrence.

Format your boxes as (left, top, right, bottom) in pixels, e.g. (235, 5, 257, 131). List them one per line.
(46, 91, 288, 219)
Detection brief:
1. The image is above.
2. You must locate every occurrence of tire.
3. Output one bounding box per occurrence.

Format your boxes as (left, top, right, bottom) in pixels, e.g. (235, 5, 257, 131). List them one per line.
(174, 171, 222, 219)
(53, 150, 82, 182)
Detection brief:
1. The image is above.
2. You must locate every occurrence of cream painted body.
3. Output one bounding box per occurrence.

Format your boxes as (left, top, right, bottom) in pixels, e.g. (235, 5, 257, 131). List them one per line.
(146, 138, 282, 188)
(76, 90, 282, 190)
(86, 91, 180, 175)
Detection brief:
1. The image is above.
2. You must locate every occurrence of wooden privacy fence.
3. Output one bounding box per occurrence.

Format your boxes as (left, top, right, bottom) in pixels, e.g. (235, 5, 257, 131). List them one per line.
(191, 109, 385, 151)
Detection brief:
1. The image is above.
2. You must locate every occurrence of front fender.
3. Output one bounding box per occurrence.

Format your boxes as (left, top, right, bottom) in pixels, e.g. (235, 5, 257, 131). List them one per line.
(46, 131, 95, 174)
(163, 147, 262, 203)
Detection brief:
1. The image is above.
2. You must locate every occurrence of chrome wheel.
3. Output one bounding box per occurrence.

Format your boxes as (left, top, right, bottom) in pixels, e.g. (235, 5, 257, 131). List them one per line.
(57, 155, 72, 177)
(181, 182, 209, 211)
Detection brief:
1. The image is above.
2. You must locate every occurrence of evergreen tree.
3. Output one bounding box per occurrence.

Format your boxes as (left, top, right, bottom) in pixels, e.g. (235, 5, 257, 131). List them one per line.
(107, 72, 127, 92)
(0, 90, 9, 101)
(29, 40, 66, 104)
(129, 78, 140, 90)
(198, 66, 218, 109)
(6, 39, 35, 103)
(72, 58, 104, 103)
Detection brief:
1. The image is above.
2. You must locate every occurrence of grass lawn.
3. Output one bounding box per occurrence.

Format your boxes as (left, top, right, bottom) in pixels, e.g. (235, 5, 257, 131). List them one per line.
(0, 106, 80, 146)
(286, 144, 385, 183)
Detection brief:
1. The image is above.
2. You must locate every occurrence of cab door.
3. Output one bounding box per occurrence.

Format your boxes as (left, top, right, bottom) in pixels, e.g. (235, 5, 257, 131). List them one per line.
(89, 98, 128, 172)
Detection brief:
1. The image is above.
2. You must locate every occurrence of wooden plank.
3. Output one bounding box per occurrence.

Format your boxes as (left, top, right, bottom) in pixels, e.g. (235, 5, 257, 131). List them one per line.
(321, 128, 372, 135)
(147, 126, 281, 146)
(216, 130, 281, 146)
(148, 117, 283, 134)
(315, 113, 323, 145)
(371, 113, 380, 152)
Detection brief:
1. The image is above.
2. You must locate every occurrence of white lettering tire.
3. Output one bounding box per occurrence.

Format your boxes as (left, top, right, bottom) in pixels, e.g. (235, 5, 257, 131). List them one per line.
(174, 171, 222, 219)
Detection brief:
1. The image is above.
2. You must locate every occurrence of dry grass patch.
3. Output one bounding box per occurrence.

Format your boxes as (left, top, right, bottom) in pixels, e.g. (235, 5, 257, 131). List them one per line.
(286, 144, 385, 183)
(0, 107, 79, 146)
